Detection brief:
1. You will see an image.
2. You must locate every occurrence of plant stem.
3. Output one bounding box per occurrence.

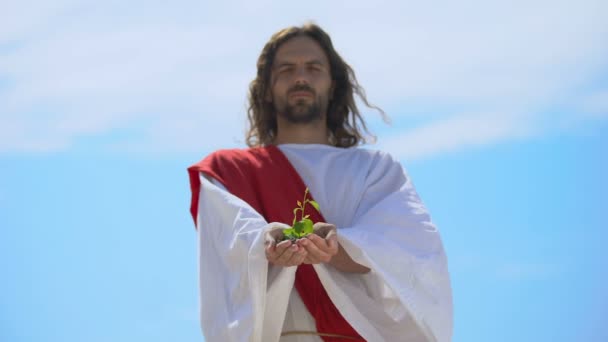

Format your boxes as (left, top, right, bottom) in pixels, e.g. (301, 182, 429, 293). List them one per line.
(301, 189, 308, 221)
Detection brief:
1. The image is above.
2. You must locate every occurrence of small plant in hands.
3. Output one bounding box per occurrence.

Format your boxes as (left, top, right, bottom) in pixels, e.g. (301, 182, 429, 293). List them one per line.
(282, 188, 320, 242)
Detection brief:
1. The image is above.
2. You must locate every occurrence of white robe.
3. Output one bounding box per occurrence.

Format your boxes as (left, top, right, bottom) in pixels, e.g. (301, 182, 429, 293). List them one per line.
(195, 144, 453, 342)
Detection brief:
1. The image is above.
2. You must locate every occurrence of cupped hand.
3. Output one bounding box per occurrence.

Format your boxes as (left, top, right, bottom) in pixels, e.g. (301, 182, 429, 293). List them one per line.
(264, 224, 308, 267)
(297, 222, 338, 264)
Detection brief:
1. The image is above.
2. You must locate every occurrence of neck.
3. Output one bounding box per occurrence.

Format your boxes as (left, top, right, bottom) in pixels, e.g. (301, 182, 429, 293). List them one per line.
(273, 117, 330, 145)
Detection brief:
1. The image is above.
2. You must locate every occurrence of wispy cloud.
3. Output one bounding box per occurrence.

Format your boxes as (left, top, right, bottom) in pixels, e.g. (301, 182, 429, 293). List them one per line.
(377, 112, 534, 161)
(1, 0, 607, 157)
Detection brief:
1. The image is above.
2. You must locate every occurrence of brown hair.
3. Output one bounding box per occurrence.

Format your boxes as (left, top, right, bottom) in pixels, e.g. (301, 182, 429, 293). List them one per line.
(246, 22, 388, 148)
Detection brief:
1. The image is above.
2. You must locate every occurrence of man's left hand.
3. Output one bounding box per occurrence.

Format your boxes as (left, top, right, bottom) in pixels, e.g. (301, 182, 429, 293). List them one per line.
(297, 222, 338, 264)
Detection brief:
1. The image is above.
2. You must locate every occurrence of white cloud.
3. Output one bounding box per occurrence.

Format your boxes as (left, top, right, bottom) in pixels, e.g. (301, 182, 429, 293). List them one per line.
(377, 112, 534, 161)
(0, 0, 607, 157)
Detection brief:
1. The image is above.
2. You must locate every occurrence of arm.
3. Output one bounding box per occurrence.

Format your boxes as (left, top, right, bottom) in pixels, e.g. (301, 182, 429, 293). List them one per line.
(197, 174, 297, 342)
(329, 153, 453, 342)
(207, 175, 310, 268)
(329, 242, 371, 274)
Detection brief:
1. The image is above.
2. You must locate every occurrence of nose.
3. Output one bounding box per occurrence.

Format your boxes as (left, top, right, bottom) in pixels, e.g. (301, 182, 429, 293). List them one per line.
(293, 66, 310, 85)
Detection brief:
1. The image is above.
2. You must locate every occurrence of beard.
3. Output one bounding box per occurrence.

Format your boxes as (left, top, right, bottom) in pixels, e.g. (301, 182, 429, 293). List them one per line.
(281, 99, 322, 124)
(274, 85, 327, 124)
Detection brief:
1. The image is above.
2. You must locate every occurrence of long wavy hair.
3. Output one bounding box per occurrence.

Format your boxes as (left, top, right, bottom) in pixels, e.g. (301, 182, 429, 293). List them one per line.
(246, 23, 388, 148)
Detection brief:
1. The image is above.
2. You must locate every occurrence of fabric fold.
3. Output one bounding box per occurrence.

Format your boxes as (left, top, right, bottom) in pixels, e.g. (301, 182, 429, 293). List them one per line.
(197, 175, 296, 342)
(190, 144, 453, 341)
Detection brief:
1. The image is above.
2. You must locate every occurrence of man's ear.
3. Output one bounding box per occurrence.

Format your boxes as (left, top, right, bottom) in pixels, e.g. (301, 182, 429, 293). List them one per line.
(329, 81, 336, 100)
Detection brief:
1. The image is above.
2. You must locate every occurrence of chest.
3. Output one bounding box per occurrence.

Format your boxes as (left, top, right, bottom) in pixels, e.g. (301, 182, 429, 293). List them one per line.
(281, 150, 373, 228)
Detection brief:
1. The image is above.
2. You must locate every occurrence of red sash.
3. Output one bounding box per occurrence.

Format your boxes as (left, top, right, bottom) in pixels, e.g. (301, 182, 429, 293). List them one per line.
(188, 145, 364, 341)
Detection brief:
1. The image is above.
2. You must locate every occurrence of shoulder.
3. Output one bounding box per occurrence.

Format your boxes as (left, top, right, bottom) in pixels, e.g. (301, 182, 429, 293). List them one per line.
(188, 148, 262, 176)
(350, 147, 411, 186)
(197, 147, 267, 166)
(351, 147, 403, 169)
(207, 147, 256, 160)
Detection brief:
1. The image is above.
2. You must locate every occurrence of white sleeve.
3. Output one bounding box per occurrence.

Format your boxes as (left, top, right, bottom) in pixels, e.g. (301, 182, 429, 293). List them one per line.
(205, 174, 228, 191)
(312, 154, 453, 342)
(196, 173, 297, 342)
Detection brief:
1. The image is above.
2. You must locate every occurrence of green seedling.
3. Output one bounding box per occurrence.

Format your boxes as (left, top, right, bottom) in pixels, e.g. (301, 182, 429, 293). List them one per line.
(282, 188, 320, 242)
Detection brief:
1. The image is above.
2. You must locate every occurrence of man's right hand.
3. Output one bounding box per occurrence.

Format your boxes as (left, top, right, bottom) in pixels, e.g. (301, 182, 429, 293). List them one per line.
(264, 225, 308, 267)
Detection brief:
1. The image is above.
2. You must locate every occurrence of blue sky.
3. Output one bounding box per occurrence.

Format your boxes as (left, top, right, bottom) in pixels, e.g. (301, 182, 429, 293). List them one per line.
(1, 1, 607, 341)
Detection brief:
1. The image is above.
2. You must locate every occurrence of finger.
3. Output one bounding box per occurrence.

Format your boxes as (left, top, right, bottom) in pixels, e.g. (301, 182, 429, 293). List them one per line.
(265, 240, 280, 261)
(270, 231, 285, 242)
(326, 234, 338, 255)
(265, 242, 275, 256)
(267, 240, 292, 263)
(299, 237, 330, 263)
(265, 235, 275, 246)
(325, 228, 337, 240)
(297, 243, 313, 264)
(285, 245, 306, 266)
(265, 226, 282, 245)
(307, 234, 331, 251)
(313, 222, 336, 238)
(313, 222, 334, 230)
(309, 233, 338, 255)
(276, 239, 292, 251)
(275, 243, 299, 265)
(286, 248, 308, 266)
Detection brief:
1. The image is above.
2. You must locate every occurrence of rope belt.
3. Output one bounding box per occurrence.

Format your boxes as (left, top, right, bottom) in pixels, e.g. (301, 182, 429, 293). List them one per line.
(280, 330, 364, 340)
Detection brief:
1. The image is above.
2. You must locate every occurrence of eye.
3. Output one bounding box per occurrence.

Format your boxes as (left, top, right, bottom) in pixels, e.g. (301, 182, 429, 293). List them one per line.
(278, 66, 294, 74)
(308, 64, 322, 72)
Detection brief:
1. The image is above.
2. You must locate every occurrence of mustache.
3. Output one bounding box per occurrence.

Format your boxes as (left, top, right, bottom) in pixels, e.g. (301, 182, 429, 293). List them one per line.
(287, 84, 315, 95)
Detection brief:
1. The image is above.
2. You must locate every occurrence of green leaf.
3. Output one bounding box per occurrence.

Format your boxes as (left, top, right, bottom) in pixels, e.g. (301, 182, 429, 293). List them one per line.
(282, 228, 297, 241)
(293, 221, 305, 236)
(309, 200, 320, 212)
(302, 218, 314, 235)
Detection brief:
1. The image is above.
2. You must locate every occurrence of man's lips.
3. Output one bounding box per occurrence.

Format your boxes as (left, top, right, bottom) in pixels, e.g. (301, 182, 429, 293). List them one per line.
(289, 91, 313, 98)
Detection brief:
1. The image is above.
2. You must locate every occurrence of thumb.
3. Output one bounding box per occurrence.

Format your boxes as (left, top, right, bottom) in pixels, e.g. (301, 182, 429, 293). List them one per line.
(265, 239, 276, 252)
(266, 233, 276, 244)
(265, 224, 285, 243)
(327, 231, 338, 251)
(265, 231, 276, 246)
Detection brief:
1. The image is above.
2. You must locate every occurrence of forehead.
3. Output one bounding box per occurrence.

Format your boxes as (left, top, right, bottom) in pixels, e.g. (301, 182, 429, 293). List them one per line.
(273, 35, 329, 65)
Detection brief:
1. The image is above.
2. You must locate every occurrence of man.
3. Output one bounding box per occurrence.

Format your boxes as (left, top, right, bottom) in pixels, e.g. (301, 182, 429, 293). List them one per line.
(188, 23, 453, 341)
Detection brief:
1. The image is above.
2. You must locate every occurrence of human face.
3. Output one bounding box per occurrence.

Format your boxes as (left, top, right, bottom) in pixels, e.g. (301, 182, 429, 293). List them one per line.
(269, 35, 333, 124)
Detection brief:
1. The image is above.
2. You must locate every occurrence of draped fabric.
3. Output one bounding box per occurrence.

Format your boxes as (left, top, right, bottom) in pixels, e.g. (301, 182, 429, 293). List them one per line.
(188, 144, 453, 341)
(189, 145, 363, 341)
